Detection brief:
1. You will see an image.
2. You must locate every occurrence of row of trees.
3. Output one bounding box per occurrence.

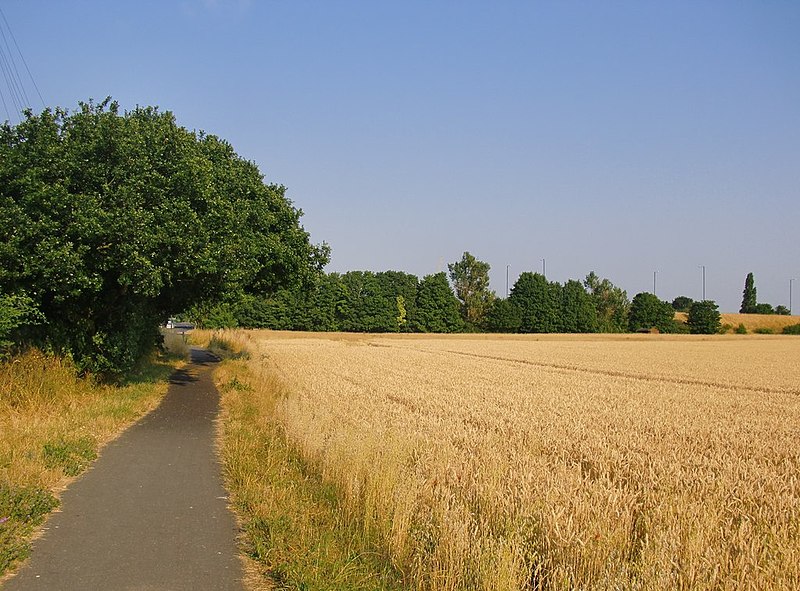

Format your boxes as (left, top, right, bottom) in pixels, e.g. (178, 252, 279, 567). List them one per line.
(188, 252, 722, 335)
(190, 270, 463, 333)
(740, 272, 791, 315)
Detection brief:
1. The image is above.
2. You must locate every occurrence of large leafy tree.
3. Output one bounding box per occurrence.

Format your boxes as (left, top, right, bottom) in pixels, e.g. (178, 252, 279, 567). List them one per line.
(560, 279, 598, 333)
(416, 273, 464, 333)
(448, 252, 495, 328)
(740, 272, 757, 314)
(509, 272, 561, 333)
(336, 271, 395, 332)
(485, 299, 522, 333)
(628, 293, 674, 333)
(584, 272, 630, 332)
(687, 300, 721, 334)
(375, 271, 419, 332)
(0, 99, 328, 374)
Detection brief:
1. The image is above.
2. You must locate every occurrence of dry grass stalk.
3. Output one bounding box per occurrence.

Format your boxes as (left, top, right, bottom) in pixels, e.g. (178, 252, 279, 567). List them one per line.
(227, 331, 799, 590)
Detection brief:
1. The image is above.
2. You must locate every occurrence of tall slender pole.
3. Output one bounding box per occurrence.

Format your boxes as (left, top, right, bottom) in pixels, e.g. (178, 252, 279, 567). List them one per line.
(542, 258, 546, 279)
(506, 265, 510, 299)
(791, 278, 795, 315)
(699, 265, 706, 301)
(653, 270, 657, 296)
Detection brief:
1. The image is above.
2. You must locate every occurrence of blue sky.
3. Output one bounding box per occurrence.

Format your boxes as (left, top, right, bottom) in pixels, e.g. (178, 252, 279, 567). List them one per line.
(3, 1, 799, 312)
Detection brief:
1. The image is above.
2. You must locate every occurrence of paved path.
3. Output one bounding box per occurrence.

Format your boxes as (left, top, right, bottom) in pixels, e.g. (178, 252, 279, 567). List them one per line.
(3, 349, 245, 591)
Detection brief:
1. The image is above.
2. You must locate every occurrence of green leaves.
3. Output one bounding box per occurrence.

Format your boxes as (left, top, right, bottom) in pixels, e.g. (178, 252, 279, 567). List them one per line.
(1, 99, 328, 376)
(687, 300, 721, 334)
(628, 293, 675, 333)
(447, 252, 495, 328)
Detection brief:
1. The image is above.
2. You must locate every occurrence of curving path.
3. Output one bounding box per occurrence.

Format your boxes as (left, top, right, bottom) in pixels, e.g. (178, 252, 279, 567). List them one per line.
(3, 349, 245, 591)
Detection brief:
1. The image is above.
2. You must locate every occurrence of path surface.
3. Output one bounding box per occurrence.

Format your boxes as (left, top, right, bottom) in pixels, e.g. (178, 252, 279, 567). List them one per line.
(3, 349, 245, 591)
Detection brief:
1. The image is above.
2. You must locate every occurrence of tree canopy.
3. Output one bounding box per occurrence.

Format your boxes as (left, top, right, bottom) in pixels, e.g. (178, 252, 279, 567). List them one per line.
(448, 252, 495, 328)
(628, 293, 675, 333)
(584, 272, 629, 332)
(687, 300, 721, 334)
(740, 272, 757, 314)
(0, 99, 328, 374)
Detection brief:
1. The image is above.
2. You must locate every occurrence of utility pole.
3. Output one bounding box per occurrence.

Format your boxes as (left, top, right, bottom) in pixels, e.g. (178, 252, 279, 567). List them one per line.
(653, 270, 657, 296)
(506, 265, 510, 299)
(791, 278, 795, 315)
(542, 258, 546, 279)
(699, 265, 706, 301)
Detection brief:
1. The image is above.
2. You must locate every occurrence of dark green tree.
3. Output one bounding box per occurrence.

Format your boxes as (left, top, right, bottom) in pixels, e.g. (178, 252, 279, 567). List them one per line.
(775, 305, 790, 316)
(560, 280, 598, 333)
(584, 272, 630, 332)
(0, 99, 328, 374)
(628, 293, 674, 333)
(740, 272, 757, 314)
(485, 299, 522, 333)
(233, 290, 297, 330)
(448, 252, 495, 329)
(753, 303, 775, 315)
(0, 293, 41, 355)
(687, 300, 721, 334)
(509, 272, 561, 333)
(337, 271, 395, 332)
(375, 271, 419, 332)
(416, 273, 464, 333)
(671, 296, 694, 312)
(294, 273, 343, 331)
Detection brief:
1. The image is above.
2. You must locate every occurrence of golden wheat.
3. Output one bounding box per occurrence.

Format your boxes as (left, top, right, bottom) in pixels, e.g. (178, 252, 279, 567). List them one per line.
(233, 331, 800, 590)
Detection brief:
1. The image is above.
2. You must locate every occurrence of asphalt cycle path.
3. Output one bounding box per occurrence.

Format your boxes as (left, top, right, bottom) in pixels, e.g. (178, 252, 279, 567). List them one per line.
(3, 349, 245, 591)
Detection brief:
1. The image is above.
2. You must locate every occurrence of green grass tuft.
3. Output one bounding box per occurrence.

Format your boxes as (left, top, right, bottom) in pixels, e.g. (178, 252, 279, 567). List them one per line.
(0, 484, 59, 573)
(42, 437, 98, 477)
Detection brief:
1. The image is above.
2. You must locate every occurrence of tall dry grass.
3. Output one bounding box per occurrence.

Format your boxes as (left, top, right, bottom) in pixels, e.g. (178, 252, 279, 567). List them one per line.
(226, 331, 800, 590)
(0, 350, 172, 577)
(719, 313, 800, 333)
(212, 339, 405, 590)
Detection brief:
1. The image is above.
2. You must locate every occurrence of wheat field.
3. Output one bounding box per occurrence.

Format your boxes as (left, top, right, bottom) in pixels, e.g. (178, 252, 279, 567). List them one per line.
(232, 331, 800, 590)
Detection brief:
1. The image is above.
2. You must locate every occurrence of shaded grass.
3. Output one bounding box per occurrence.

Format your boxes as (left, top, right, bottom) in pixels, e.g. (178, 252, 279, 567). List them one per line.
(214, 358, 404, 591)
(0, 349, 175, 578)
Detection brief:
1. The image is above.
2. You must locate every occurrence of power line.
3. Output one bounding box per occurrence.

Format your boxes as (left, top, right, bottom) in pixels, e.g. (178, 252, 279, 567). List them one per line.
(0, 24, 27, 113)
(0, 7, 44, 108)
(0, 6, 44, 122)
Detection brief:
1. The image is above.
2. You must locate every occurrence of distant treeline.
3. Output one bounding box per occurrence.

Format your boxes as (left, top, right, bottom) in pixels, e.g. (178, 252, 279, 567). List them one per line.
(186, 262, 707, 335)
(189, 256, 797, 337)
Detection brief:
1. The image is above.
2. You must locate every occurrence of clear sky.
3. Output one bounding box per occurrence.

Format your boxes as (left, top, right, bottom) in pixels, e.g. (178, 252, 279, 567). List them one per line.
(2, 0, 798, 312)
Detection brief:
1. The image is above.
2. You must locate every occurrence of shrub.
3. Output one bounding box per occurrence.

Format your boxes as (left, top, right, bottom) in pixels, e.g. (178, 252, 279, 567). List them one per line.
(688, 300, 721, 335)
(628, 293, 674, 333)
(671, 296, 694, 312)
(735, 324, 748, 334)
(782, 324, 800, 335)
(754, 327, 774, 335)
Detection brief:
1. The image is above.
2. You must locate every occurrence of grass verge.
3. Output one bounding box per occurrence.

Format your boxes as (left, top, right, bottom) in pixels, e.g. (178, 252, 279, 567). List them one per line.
(0, 349, 176, 579)
(210, 349, 404, 590)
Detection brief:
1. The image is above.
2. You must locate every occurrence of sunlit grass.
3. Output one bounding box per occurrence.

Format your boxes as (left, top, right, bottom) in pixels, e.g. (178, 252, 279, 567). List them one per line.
(213, 352, 405, 590)
(218, 330, 800, 591)
(0, 350, 174, 577)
